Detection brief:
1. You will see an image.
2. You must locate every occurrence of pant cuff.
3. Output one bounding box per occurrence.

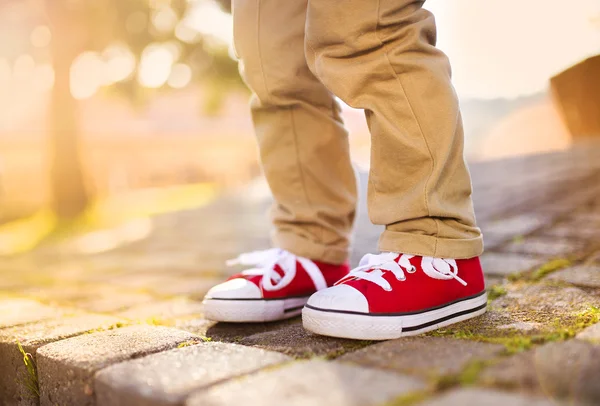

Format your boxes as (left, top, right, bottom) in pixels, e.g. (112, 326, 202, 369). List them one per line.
(378, 229, 484, 259)
(273, 230, 350, 265)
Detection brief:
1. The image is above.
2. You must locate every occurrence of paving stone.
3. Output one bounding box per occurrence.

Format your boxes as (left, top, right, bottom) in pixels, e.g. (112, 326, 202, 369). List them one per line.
(480, 340, 600, 405)
(185, 360, 425, 406)
(577, 322, 600, 344)
(418, 388, 559, 406)
(548, 265, 600, 288)
(95, 342, 292, 406)
(489, 283, 600, 330)
(36, 325, 197, 406)
(437, 283, 600, 338)
(339, 336, 503, 377)
(74, 290, 157, 313)
(116, 298, 204, 322)
(501, 237, 586, 257)
(202, 318, 298, 343)
(239, 322, 373, 359)
(480, 253, 546, 277)
(481, 214, 548, 238)
(0, 314, 122, 406)
(540, 224, 600, 240)
(0, 299, 71, 329)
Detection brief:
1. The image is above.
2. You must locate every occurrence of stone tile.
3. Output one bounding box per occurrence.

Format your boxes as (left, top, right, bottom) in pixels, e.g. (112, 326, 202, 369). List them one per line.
(95, 342, 291, 406)
(490, 284, 600, 330)
(480, 253, 546, 277)
(339, 337, 503, 377)
(0, 299, 71, 329)
(480, 340, 600, 405)
(577, 323, 600, 344)
(36, 325, 197, 406)
(0, 314, 122, 406)
(202, 318, 298, 343)
(501, 237, 586, 257)
(75, 290, 157, 313)
(548, 265, 600, 289)
(116, 298, 204, 322)
(540, 224, 600, 240)
(436, 283, 600, 339)
(185, 360, 425, 406)
(418, 388, 558, 406)
(481, 214, 548, 238)
(239, 322, 373, 359)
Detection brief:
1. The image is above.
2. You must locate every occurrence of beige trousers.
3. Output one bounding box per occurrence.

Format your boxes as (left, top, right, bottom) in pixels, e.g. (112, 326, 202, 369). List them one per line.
(233, 0, 483, 264)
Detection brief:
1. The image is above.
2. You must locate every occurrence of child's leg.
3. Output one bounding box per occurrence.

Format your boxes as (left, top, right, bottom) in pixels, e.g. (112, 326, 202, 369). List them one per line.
(233, 0, 357, 265)
(304, 0, 482, 259)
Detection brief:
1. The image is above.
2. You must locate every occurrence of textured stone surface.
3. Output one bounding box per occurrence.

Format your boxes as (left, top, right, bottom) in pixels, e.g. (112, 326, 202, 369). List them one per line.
(116, 298, 204, 322)
(0, 314, 121, 406)
(418, 388, 558, 406)
(480, 253, 546, 276)
(501, 237, 586, 257)
(0, 299, 70, 329)
(480, 214, 547, 239)
(339, 337, 503, 377)
(37, 325, 197, 406)
(489, 283, 600, 330)
(549, 265, 600, 288)
(95, 342, 291, 406)
(239, 322, 372, 359)
(577, 322, 600, 343)
(185, 360, 425, 406)
(481, 340, 600, 405)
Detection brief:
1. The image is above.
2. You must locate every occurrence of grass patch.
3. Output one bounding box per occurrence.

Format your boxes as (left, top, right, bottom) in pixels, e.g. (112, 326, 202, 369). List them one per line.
(487, 285, 508, 301)
(429, 306, 600, 354)
(17, 341, 39, 400)
(530, 258, 571, 281)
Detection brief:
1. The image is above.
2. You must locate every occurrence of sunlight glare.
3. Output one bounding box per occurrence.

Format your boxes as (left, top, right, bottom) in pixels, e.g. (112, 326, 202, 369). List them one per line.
(138, 44, 174, 88)
(70, 52, 104, 100)
(168, 63, 192, 88)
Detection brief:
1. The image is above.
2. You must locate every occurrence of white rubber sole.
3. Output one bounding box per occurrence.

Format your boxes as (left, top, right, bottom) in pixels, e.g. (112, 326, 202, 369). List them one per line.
(203, 296, 310, 322)
(302, 292, 488, 340)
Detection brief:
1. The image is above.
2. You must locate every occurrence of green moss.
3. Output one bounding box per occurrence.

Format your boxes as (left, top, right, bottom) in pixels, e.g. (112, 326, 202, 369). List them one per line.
(530, 258, 571, 281)
(17, 341, 39, 400)
(323, 340, 374, 360)
(384, 390, 432, 406)
(511, 235, 525, 244)
(487, 285, 508, 301)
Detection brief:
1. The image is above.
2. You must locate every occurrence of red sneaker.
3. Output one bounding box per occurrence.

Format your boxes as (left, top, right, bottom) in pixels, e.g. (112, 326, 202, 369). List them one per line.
(302, 252, 487, 340)
(203, 249, 349, 322)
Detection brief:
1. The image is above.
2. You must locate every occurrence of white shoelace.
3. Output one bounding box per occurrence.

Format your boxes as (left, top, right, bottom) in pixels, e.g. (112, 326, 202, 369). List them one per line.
(226, 248, 326, 292)
(336, 252, 467, 291)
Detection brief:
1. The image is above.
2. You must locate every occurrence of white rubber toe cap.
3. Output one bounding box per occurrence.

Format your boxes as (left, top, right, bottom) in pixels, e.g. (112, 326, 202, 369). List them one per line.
(307, 284, 369, 313)
(205, 278, 262, 300)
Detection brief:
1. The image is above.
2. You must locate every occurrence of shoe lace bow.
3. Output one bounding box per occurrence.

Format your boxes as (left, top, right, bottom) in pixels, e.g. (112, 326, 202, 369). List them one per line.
(336, 252, 467, 291)
(226, 248, 322, 291)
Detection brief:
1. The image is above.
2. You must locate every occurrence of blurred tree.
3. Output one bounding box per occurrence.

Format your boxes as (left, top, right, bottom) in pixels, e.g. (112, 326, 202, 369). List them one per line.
(38, 0, 241, 219)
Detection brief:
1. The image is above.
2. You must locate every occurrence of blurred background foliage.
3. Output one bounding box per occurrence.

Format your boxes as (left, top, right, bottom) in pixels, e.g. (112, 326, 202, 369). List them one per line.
(0, 0, 598, 255)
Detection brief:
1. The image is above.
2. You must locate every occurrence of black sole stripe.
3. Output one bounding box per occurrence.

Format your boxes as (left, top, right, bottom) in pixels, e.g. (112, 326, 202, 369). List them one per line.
(304, 291, 487, 317)
(401, 303, 487, 332)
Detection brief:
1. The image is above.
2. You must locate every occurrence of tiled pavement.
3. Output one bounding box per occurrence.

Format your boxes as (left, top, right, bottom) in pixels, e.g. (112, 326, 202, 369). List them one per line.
(1, 142, 600, 405)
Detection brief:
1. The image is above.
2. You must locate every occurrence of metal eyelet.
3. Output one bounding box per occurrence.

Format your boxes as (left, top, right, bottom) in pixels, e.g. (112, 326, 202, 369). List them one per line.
(407, 266, 417, 274)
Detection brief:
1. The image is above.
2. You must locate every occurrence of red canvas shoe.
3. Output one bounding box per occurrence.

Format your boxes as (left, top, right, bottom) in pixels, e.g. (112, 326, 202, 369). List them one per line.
(302, 252, 487, 340)
(203, 248, 349, 322)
